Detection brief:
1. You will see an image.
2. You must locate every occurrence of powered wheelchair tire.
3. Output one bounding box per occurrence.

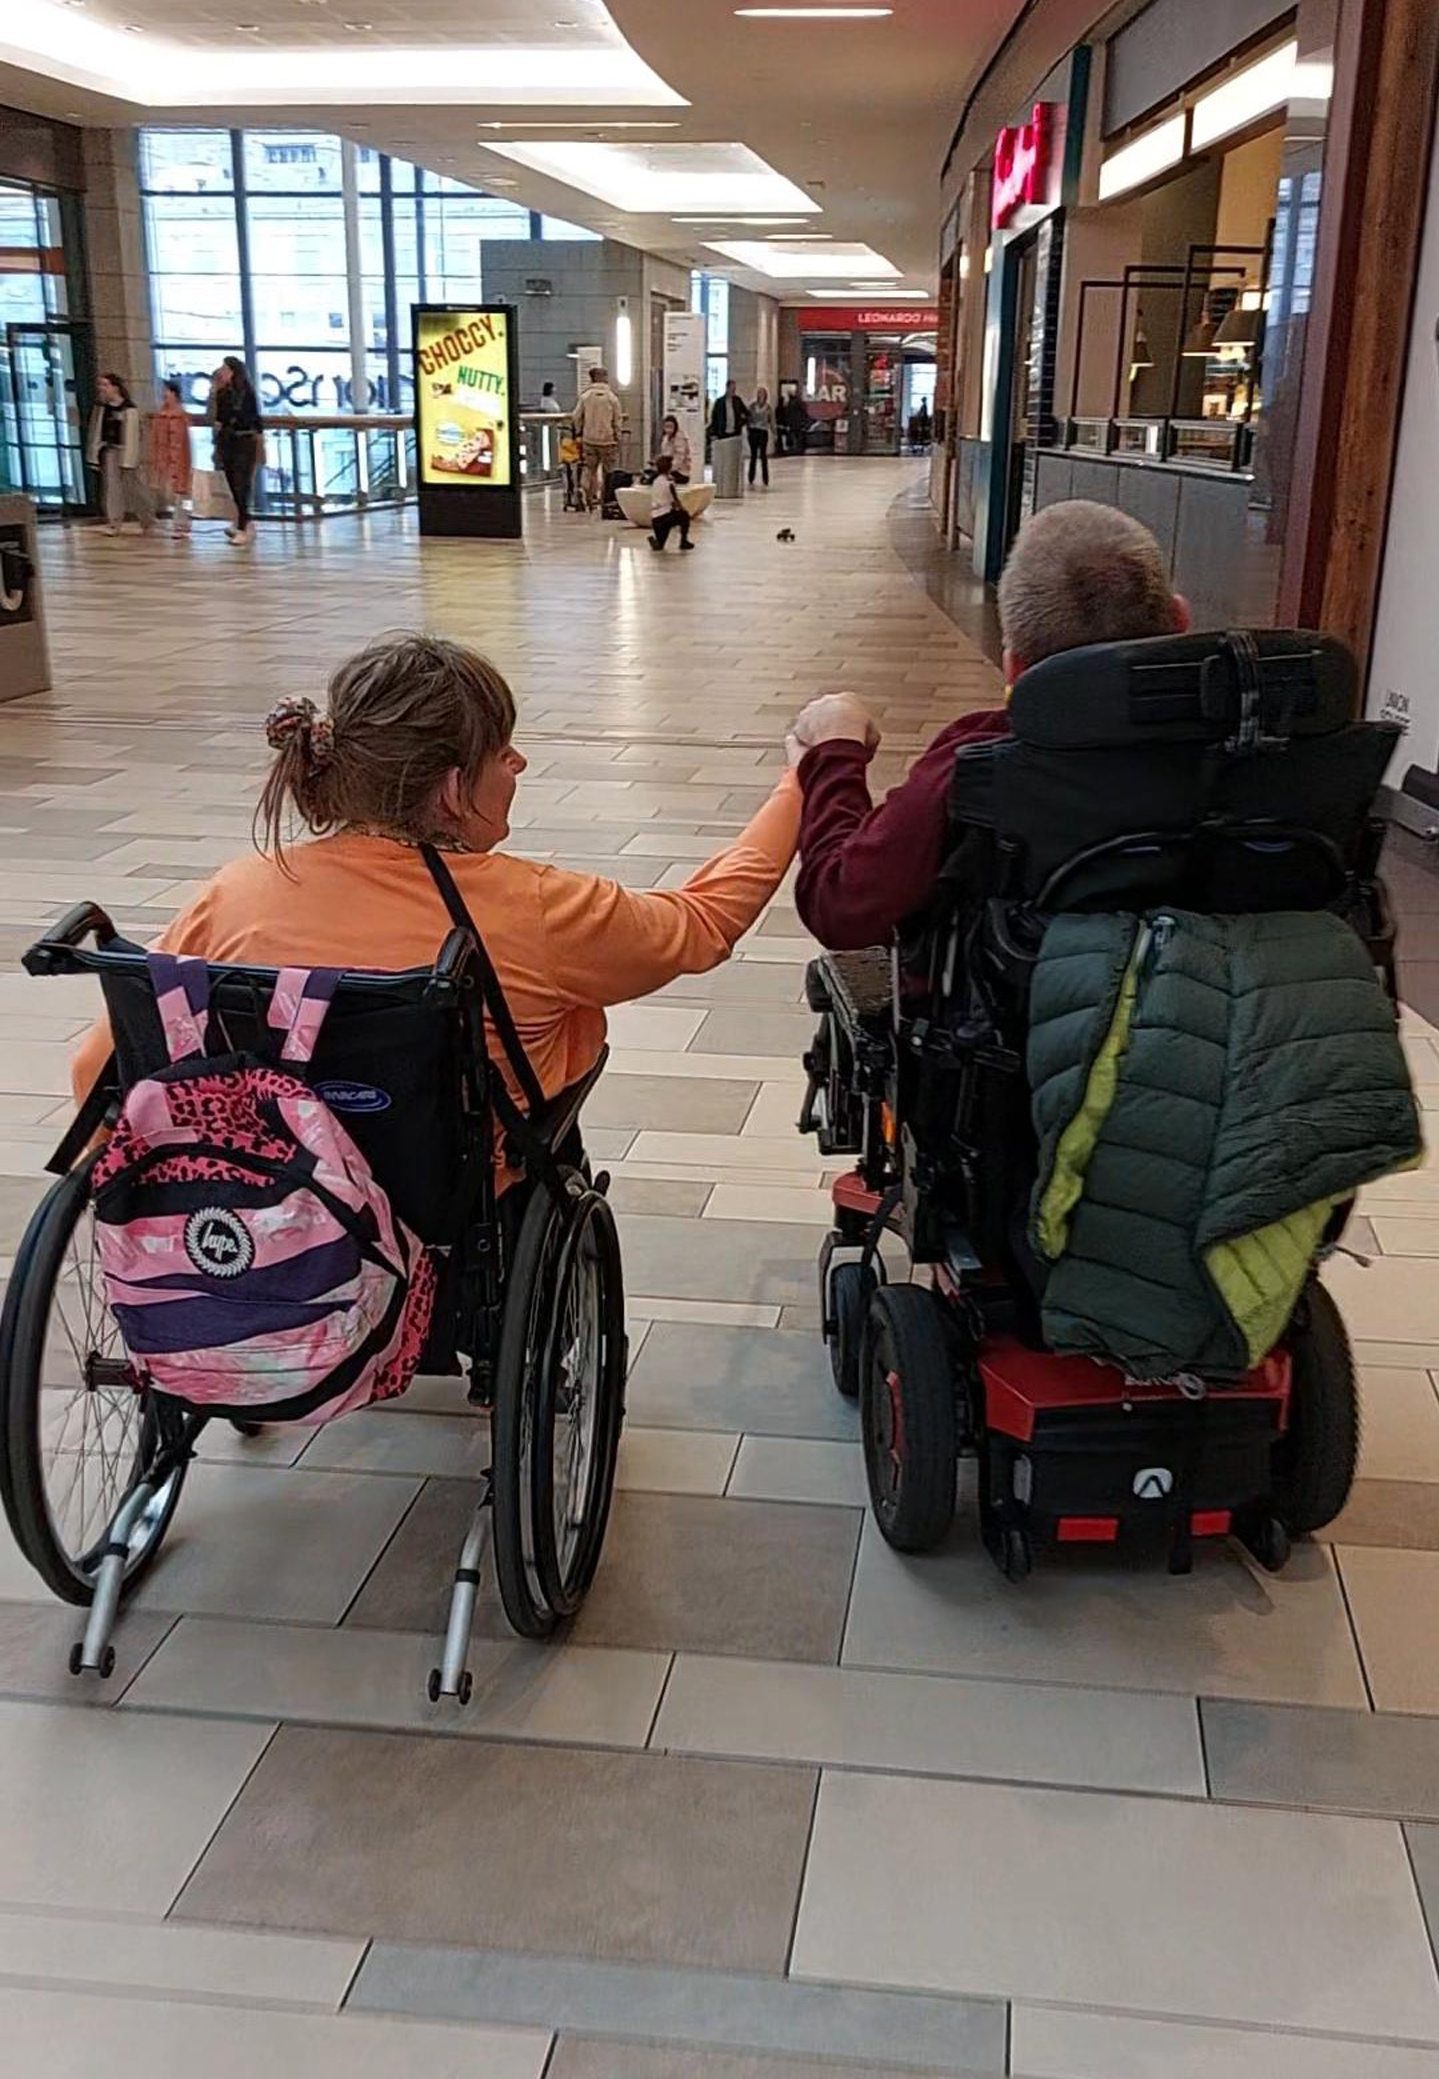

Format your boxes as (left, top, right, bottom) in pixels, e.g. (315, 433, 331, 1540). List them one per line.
(862, 1285, 958, 1553)
(1271, 1278, 1359, 1535)
(492, 1171, 626, 1639)
(0, 1155, 186, 1606)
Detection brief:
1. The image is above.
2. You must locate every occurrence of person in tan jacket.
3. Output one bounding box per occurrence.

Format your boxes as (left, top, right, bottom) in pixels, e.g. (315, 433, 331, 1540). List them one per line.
(72, 633, 800, 1183)
(571, 365, 624, 512)
(147, 379, 194, 533)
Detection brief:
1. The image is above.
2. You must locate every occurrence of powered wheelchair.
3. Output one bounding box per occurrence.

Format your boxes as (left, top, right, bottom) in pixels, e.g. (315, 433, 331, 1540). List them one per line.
(0, 900, 626, 1698)
(801, 629, 1399, 1579)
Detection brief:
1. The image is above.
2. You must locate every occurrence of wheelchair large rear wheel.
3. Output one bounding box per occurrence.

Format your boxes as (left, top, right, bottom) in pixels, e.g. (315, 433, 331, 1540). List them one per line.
(492, 1174, 626, 1638)
(0, 1157, 186, 1606)
(1271, 1279, 1359, 1535)
(862, 1285, 958, 1553)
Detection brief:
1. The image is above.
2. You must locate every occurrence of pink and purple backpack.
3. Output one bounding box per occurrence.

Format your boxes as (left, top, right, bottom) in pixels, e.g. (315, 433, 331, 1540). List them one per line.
(92, 953, 436, 1424)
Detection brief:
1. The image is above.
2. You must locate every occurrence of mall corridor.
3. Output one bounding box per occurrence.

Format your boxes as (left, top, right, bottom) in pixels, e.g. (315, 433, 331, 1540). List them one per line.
(0, 465, 1434, 2076)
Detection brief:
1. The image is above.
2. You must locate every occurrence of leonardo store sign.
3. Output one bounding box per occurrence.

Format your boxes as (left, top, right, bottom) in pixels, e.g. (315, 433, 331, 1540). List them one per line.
(799, 306, 939, 331)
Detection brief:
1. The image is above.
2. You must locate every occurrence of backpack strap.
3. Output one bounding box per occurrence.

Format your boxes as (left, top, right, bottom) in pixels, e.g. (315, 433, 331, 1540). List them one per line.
(420, 846, 547, 1115)
(148, 952, 212, 1063)
(267, 966, 340, 1064)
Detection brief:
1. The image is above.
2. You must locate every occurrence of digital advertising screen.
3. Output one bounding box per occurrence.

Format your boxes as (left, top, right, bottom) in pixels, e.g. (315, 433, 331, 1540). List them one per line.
(412, 305, 521, 533)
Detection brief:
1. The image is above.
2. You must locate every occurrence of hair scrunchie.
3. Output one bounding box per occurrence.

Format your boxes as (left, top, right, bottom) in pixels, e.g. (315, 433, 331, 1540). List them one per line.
(264, 695, 335, 770)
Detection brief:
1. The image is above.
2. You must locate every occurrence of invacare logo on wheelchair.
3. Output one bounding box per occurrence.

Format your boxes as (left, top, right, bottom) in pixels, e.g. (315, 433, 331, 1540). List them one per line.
(92, 953, 436, 1424)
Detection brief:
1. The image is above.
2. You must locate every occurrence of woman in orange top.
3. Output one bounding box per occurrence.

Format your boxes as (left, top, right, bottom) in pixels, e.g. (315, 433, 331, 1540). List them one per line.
(71, 632, 800, 1151)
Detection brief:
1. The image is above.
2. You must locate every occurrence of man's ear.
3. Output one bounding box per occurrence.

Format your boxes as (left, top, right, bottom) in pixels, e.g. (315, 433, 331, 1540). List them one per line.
(1002, 646, 1027, 686)
(1170, 593, 1192, 634)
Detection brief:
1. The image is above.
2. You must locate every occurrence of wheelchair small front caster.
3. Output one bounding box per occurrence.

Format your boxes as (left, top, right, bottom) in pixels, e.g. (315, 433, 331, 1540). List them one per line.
(68, 1642, 83, 1677)
(987, 1522, 1032, 1582)
(1248, 1516, 1291, 1574)
(426, 1667, 442, 1704)
(456, 1670, 474, 1707)
(68, 1641, 116, 1678)
(230, 1419, 263, 1438)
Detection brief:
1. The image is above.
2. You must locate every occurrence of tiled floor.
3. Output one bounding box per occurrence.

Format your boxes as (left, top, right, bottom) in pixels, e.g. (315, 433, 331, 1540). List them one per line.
(1, 461, 1438, 2075)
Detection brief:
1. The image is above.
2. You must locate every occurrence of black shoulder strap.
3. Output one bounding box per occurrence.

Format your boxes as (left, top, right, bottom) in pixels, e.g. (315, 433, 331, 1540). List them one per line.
(419, 843, 548, 1121)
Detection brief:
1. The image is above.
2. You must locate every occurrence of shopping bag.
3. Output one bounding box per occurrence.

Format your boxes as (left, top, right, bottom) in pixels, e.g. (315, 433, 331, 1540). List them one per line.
(192, 469, 236, 523)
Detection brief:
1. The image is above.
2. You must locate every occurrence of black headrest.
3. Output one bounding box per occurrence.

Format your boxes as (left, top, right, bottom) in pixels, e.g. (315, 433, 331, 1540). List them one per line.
(1008, 629, 1356, 750)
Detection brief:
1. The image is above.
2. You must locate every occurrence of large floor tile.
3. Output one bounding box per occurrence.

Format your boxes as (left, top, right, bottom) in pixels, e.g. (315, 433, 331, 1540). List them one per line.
(792, 1770, 1439, 2037)
(175, 1724, 815, 1970)
(349, 1482, 859, 1661)
(842, 1519, 1368, 1705)
(1320, 1478, 1439, 1550)
(350, 1943, 1006, 2073)
(0, 1698, 272, 1914)
(131, 1463, 422, 1624)
(693, 1008, 819, 1057)
(627, 1321, 860, 1441)
(1324, 1253, 1439, 1348)
(1011, 2005, 1439, 2078)
(125, 1616, 668, 1747)
(1358, 1367, 1439, 1483)
(298, 1409, 489, 1479)
(584, 1074, 759, 1135)
(1203, 1697, 1439, 1819)
(654, 1654, 1204, 1795)
(617, 1425, 740, 1495)
(615, 1214, 820, 1307)
(0, 1905, 361, 2008)
(1338, 1545, 1439, 1711)
(0, 1984, 550, 2079)
(547, 2044, 981, 2079)
(0, 1600, 174, 1704)
(1408, 1822, 1439, 1955)
(727, 1436, 870, 1507)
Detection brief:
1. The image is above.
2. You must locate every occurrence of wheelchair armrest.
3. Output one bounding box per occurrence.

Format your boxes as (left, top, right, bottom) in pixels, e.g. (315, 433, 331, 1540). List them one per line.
(25, 902, 119, 975)
(806, 949, 893, 1039)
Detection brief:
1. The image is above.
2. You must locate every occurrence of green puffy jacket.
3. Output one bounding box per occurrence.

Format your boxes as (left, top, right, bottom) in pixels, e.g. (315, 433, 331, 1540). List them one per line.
(1027, 909, 1422, 1381)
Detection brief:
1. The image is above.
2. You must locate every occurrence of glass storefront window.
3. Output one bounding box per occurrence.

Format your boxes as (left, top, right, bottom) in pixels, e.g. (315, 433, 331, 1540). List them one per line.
(140, 130, 234, 194)
(243, 131, 344, 192)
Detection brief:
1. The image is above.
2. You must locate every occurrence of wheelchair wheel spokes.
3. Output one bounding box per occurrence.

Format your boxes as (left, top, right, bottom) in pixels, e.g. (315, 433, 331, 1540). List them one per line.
(493, 1174, 625, 1638)
(1, 1158, 187, 1606)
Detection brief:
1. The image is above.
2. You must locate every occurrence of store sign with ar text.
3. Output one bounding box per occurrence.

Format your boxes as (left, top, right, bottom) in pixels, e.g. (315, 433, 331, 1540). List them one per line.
(992, 103, 1055, 229)
(412, 303, 522, 538)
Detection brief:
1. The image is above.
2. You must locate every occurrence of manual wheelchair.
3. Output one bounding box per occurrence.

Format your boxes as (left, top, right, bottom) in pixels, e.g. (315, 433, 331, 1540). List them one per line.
(0, 901, 626, 1697)
(801, 628, 1399, 1579)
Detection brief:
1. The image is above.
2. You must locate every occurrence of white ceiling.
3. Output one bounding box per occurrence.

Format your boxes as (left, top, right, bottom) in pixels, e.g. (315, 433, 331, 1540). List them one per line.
(0, 0, 1021, 299)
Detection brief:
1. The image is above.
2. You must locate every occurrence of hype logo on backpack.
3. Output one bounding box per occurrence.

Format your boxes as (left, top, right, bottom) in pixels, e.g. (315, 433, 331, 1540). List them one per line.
(91, 954, 435, 1423)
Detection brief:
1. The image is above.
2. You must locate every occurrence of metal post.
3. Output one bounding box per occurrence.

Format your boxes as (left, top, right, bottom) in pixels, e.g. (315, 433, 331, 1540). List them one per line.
(430, 1473, 494, 1707)
(75, 1479, 157, 1676)
(341, 139, 368, 419)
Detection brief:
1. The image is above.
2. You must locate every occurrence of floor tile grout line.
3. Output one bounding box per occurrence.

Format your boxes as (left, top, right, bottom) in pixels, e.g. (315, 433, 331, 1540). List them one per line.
(336, 1935, 373, 2014)
(1331, 1544, 1379, 1713)
(1194, 1694, 1213, 1799)
(780, 1767, 824, 1982)
(331, 1472, 434, 1633)
(106, 1609, 184, 1707)
(641, 1652, 677, 1752)
(1400, 1824, 1439, 1986)
(159, 1718, 282, 1925)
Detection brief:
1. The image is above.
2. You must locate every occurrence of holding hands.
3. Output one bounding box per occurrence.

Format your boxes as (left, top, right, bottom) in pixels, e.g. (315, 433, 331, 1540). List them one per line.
(786, 691, 881, 769)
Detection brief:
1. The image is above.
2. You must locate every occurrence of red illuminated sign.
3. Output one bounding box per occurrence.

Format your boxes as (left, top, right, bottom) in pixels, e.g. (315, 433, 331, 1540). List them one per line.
(992, 103, 1053, 228)
(798, 306, 940, 332)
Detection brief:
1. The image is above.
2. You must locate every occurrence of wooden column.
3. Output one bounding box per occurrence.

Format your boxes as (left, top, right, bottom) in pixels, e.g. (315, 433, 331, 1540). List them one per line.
(1281, 0, 1439, 670)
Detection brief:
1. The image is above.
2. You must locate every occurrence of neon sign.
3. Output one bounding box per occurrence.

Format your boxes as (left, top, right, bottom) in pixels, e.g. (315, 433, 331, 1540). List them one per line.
(992, 103, 1053, 229)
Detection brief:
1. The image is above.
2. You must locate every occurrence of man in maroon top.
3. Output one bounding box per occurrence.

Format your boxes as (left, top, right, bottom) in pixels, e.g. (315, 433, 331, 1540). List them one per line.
(791, 501, 1190, 949)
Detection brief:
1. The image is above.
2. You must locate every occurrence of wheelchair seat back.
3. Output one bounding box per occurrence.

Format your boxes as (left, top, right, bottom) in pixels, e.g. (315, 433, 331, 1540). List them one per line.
(950, 628, 1396, 915)
(96, 950, 482, 1249)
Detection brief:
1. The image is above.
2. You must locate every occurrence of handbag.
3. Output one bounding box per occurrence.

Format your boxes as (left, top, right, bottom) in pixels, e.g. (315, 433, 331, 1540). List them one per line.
(191, 468, 236, 523)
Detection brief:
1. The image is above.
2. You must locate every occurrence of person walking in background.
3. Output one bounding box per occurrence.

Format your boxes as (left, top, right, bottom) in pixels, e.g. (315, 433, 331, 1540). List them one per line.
(747, 386, 774, 487)
(572, 364, 623, 512)
(648, 455, 694, 553)
(539, 381, 565, 413)
(87, 374, 155, 535)
(709, 379, 749, 500)
(655, 412, 693, 485)
(782, 389, 810, 457)
(212, 355, 263, 546)
(147, 378, 194, 534)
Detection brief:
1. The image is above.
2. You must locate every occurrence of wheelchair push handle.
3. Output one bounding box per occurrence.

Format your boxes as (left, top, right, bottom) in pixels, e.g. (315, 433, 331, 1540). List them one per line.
(24, 902, 119, 976)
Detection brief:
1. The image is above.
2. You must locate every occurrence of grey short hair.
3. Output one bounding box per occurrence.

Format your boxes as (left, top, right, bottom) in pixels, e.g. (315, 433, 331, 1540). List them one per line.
(997, 500, 1176, 667)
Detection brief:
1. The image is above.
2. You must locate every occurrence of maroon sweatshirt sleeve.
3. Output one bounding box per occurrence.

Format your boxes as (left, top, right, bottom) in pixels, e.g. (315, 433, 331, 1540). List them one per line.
(795, 709, 1010, 950)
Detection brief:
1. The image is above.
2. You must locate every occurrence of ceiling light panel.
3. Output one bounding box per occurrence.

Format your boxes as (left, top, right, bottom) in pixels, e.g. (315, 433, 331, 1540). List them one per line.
(735, 7, 894, 16)
(0, 0, 685, 105)
(706, 239, 899, 278)
(1189, 40, 1314, 149)
(488, 140, 818, 214)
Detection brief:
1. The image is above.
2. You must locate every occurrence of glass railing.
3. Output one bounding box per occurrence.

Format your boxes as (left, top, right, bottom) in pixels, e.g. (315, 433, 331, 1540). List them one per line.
(175, 409, 580, 519)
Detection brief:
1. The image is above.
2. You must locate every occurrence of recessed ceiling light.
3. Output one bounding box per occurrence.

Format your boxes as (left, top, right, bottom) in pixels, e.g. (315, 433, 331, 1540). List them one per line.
(774, 233, 833, 241)
(481, 120, 680, 130)
(671, 215, 812, 226)
(485, 177, 521, 188)
(488, 141, 819, 216)
(707, 238, 899, 279)
(236, 23, 260, 31)
(342, 20, 374, 29)
(124, 21, 143, 30)
(735, 6, 893, 15)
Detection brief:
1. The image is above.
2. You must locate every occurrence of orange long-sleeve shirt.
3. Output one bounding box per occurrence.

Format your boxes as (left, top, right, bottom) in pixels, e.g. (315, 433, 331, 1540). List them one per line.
(71, 774, 801, 1124)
